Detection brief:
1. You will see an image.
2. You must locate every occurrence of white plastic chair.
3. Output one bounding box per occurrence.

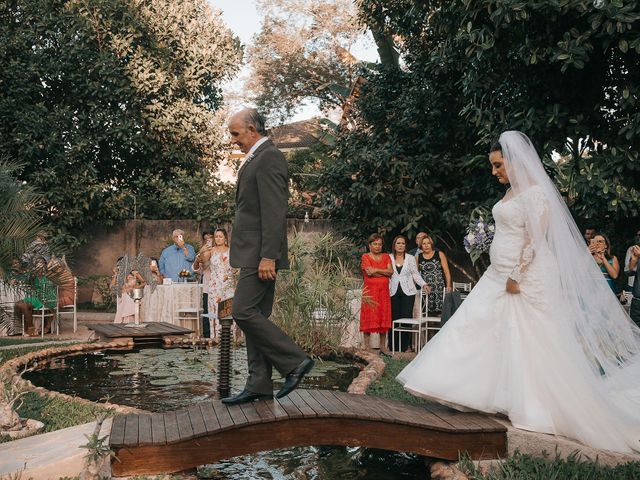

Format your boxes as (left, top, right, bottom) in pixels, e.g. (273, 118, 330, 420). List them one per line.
(174, 284, 202, 337)
(392, 289, 429, 353)
(452, 281, 472, 300)
(57, 277, 78, 333)
(30, 280, 58, 337)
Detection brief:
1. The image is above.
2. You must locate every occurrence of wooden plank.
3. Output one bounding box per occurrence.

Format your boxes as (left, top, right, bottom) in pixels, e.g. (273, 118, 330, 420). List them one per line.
(123, 414, 139, 447)
(275, 394, 304, 419)
(296, 389, 330, 416)
(253, 399, 277, 422)
(164, 411, 180, 444)
(150, 413, 166, 445)
(286, 391, 317, 417)
(187, 404, 207, 437)
(226, 404, 248, 426)
(176, 409, 194, 440)
(375, 397, 455, 430)
(212, 401, 235, 430)
(137, 414, 153, 446)
(263, 398, 290, 420)
(239, 402, 262, 424)
(434, 410, 487, 432)
(312, 390, 350, 417)
(199, 401, 220, 433)
(110, 414, 126, 446)
(111, 417, 507, 476)
(331, 392, 384, 421)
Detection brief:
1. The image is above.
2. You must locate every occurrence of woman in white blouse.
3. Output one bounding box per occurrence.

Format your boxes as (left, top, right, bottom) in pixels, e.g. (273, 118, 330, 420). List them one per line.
(388, 235, 427, 352)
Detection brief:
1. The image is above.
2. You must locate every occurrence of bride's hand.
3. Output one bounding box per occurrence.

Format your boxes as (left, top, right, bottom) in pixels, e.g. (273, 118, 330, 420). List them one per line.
(506, 278, 520, 294)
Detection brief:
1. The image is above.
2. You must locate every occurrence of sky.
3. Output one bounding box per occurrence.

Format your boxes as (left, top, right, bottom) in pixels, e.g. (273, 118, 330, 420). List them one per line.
(209, 0, 378, 123)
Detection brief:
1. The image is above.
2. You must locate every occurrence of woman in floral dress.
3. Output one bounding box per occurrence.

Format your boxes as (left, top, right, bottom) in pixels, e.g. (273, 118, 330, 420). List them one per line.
(208, 228, 237, 340)
(417, 235, 452, 314)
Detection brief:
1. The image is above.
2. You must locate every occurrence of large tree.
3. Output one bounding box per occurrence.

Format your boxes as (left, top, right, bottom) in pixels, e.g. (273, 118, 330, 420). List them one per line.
(0, 0, 241, 247)
(322, 0, 640, 259)
(246, 0, 371, 121)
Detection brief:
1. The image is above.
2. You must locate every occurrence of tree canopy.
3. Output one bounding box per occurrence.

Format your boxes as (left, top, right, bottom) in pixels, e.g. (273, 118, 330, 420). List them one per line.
(321, 0, 640, 254)
(247, 0, 369, 121)
(0, 0, 241, 247)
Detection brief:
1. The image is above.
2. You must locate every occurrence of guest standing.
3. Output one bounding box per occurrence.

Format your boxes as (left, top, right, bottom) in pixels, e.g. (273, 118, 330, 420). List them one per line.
(583, 226, 597, 245)
(149, 257, 164, 284)
(408, 231, 428, 256)
(360, 233, 393, 354)
(417, 235, 452, 315)
(159, 229, 196, 281)
(624, 229, 640, 292)
(589, 233, 620, 292)
(628, 245, 640, 327)
(192, 231, 214, 337)
(388, 235, 427, 352)
(207, 229, 237, 340)
(113, 269, 145, 324)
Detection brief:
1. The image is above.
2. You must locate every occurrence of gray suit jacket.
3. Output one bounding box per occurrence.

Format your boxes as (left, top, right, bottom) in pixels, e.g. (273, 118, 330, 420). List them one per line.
(230, 138, 290, 269)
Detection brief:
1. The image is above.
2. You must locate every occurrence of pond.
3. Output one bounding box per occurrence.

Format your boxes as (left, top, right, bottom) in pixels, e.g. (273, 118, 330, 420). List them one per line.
(24, 346, 358, 412)
(24, 346, 427, 479)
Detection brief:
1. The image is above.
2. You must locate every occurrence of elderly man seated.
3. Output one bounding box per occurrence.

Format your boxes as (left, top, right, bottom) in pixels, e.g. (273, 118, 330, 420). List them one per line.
(159, 229, 196, 281)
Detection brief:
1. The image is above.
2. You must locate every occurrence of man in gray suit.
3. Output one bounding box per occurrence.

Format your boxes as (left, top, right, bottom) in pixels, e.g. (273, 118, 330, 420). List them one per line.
(222, 108, 314, 405)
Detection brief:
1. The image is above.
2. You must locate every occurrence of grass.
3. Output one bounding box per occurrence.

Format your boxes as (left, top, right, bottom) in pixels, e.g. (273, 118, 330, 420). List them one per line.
(0, 341, 115, 445)
(366, 355, 431, 405)
(0, 344, 79, 365)
(459, 450, 640, 480)
(367, 357, 640, 479)
(0, 337, 74, 348)
(16, 392, 114, 435)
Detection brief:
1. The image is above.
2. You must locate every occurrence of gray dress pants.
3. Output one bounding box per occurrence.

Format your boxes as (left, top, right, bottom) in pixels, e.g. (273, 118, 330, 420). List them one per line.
(231, 268, 306, 394)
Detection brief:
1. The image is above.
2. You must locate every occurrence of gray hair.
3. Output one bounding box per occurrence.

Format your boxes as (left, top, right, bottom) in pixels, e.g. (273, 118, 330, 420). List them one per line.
(242, 108, 267, 136)
(172, 229, 184, 237)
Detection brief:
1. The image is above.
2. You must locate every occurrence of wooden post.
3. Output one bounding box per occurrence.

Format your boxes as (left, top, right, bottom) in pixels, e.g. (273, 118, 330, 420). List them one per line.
(217, 299, 233, 399)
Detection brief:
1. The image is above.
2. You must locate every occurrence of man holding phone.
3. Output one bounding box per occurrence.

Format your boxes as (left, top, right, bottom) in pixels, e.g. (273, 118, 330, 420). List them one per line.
(158, 229, 196, 281)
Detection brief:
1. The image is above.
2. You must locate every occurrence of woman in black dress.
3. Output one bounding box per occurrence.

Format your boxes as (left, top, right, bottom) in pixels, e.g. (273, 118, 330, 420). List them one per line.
(417, 235, 452, 314)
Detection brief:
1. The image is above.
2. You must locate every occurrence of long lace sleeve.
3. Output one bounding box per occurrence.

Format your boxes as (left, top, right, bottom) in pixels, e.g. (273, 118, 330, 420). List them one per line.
(509, 186, 549, 283)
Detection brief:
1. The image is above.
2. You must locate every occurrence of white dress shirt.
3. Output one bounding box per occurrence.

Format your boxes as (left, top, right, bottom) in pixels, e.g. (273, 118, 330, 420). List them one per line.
(389, 253, 426, 296)
(238, 136, 269, 171)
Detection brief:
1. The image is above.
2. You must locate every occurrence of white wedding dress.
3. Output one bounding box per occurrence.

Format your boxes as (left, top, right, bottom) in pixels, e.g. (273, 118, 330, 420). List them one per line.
(398, 183, 640, 453)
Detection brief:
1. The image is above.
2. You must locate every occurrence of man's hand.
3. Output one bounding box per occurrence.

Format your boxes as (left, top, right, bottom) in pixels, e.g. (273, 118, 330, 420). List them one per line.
(506, 277, 521, 294)
(258, 258, 277, 281)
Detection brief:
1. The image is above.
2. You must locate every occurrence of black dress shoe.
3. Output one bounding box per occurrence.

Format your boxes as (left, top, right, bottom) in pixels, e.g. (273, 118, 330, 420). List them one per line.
(221, 390, 273, 405)
(276, 357, 315, 399)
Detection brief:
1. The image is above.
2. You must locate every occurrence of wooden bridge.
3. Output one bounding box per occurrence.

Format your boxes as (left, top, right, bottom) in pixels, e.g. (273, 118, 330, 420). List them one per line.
(109, 389, 507, 476)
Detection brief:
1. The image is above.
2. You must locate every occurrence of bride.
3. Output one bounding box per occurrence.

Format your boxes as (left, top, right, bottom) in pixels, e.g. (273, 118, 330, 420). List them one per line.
(398, 131, 640, 453)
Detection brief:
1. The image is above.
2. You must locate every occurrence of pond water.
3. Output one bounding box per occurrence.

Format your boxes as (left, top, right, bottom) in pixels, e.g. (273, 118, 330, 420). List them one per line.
(24, 346, 358, 411)
(24, 346, 427, 479)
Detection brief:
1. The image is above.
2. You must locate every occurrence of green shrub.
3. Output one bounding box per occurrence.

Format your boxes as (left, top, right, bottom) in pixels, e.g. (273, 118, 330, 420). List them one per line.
(77, 275, 115, 311)
(459, 450, 640, 480)
(272, 233, 360, 356)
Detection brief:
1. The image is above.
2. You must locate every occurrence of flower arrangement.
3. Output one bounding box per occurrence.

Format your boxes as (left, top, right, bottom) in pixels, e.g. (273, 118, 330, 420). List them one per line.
(464, 207, 495, 265)
(178, 269, 191, 279)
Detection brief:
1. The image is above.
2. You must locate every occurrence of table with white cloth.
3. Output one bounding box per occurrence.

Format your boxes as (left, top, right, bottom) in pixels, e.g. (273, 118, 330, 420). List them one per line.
(140, 283, 202, 325)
